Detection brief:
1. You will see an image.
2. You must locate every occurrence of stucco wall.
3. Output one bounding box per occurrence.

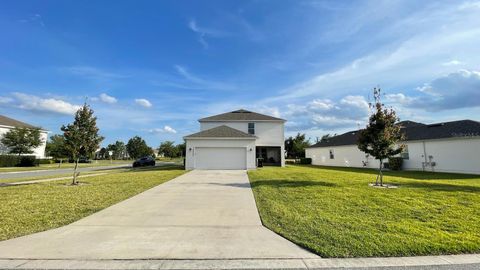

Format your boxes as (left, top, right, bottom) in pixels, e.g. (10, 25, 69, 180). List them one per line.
(305, 137, 480, 174)
(200, 121, 285, 166)
(0, 126, 48, 158)
(185, 138, 256, 170)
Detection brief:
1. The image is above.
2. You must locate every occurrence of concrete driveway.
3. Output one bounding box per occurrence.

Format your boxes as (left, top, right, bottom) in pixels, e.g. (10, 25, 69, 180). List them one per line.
(0, 170, 317, 260)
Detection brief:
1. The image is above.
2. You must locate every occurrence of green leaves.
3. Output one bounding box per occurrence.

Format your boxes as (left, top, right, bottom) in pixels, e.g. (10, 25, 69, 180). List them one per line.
(0, 127, 43, 155)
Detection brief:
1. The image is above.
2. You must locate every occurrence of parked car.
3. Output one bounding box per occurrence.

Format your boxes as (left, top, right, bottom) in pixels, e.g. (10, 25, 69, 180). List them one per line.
(133, 156, 155, 167)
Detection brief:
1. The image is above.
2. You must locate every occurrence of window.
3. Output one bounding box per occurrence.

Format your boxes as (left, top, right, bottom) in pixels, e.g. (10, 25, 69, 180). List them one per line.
(248, 122, 255, 135)
(401, 145, 409, 160)
(329, 149, 334, 159)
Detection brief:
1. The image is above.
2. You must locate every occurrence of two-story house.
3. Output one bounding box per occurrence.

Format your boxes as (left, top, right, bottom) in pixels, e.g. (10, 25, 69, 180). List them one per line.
(0, 115, 49, 158)
(184, 109, 286, 170)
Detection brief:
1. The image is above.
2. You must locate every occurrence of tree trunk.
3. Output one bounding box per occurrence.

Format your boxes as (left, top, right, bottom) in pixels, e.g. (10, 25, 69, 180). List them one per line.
(379, 159, 384, 186)
(72, 158, 79, 185)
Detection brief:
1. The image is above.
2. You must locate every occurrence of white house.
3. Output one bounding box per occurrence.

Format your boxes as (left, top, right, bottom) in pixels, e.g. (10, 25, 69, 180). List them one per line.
(306, 120, 480, 175)
(0, 115, 48, 158)
(184, 109, 286, 170)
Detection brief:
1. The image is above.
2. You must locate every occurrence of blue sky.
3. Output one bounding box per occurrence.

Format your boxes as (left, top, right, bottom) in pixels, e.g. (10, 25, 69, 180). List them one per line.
(1, 0, 480, 147)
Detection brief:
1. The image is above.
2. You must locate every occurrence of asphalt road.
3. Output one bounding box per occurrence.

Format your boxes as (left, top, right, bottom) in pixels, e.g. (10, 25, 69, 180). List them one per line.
(0, 162, 174, 180)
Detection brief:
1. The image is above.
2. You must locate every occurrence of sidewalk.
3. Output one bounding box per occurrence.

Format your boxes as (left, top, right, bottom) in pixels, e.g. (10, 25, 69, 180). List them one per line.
(1, 254, 479, 270)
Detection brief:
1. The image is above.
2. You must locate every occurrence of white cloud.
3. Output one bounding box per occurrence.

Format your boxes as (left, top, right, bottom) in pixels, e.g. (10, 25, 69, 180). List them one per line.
(11, 92, 80, 115)
(171, 65, 236, 91)
(187, 19, 229, 49)
(0, 96, 13, 104)
(149, 126, 177, 134)
(442, 60, 464, 66)
(99, 93, 117, 104)
(135, 98, 152, 108)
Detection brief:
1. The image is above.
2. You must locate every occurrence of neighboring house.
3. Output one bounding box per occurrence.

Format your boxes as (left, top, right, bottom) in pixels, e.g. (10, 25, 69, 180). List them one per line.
(306, 120, 480, 175)
(0, 115, 48, 158)
(184, 109, 286, 170)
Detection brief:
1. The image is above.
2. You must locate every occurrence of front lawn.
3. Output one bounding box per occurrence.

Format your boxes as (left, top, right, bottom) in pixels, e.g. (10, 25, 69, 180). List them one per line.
(0, 160, 131, 173)
(248, 165, 480, 258)
(0, 166, 185, 241)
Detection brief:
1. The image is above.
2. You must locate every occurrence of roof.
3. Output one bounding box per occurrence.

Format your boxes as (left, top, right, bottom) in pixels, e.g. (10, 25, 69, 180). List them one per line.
(309, 119, 480, 148)
(184, 125, 256, 139)
(0, 115, 37, 129)
(198, 109, 285, 122)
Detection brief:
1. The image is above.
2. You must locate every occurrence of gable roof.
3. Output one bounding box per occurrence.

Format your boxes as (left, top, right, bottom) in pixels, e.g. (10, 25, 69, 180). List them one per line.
(309, 119, 480, 148)
(0, 115, 37, 129)
(184, 125, 256, 139)
(199, 109, 285, 122)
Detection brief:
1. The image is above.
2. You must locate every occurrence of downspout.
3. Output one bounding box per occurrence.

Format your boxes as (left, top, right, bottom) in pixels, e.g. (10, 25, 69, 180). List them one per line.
(422, 141, 427, 171)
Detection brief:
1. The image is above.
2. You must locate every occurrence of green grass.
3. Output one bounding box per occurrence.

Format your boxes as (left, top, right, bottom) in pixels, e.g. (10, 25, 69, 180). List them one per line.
(248, 165, 480, 258)
(0, 160, 131, 173)
(0, 165, 185, 241)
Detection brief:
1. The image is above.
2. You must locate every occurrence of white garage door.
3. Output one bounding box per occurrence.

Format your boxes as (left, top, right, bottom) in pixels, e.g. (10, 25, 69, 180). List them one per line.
(195, 147, 247, 170)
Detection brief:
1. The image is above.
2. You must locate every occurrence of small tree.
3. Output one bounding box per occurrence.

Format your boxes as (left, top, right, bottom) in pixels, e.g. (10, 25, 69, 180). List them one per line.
(107, 141, 126, 159)
(45, 134, 69, 166)
(158, 141, 179, 158)
(61, 103, 104, 185)
(126, 136, 151, 159)
(357, 88, 404, 186)
(0, 127, 43, 156)
(284, 133, 311, 158)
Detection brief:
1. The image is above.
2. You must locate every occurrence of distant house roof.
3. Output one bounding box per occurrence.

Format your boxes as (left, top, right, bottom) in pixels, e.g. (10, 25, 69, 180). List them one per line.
(309, 120, 480, 148)
(199, 109, 285, 122)
(0, 115, 38, 129)
(184, 125, 256, 139)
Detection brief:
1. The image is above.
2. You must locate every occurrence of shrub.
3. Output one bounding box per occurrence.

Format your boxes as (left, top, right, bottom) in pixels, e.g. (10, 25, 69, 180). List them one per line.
(0, 155, 37, 167)
(18, 156, 37, 167)
(388, 157, 403, 171)
(299, 158, 312, 165)
(37, 159, 54, 165)
(0, 155, 20, 167)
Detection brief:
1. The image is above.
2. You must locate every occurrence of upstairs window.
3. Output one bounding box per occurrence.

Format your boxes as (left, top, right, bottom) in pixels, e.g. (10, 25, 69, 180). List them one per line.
(248, 123, 255, 134)
(329, 149, 335, 159)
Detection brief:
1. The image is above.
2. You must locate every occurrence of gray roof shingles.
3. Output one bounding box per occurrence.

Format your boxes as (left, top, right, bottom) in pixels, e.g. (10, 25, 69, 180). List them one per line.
(184, 125, 256, 139)
(0, 115, 37, 129)
(309, 120, 480, 148)
(199, 109, 285, 122)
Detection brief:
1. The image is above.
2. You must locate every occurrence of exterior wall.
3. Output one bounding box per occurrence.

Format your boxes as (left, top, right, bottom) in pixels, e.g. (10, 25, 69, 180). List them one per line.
(200, 121, 285, 166)
(305, 137, 480, 174)
(185, 138, 256, 170)
(0, 126, 48, 158)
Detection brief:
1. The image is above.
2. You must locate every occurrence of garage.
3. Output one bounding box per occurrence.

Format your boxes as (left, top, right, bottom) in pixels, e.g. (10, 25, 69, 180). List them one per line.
(195, 147, 247, 170)
(184, 125, 257, 170)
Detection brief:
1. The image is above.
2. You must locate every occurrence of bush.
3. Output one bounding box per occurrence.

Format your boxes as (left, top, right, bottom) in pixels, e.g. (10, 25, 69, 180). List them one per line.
(0, 155, 37, 167)
(299, 158, 312, 165)
(0, 155, 20, 167)
(18, 156, 37, 167)
(37, 159, 54, 165)
(388, 157, 403, 171)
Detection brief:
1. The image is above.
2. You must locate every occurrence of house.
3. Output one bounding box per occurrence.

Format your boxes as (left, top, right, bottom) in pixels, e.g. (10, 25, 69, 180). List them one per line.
(306, 120, 480, 175)
(0, 115, 49, 158)
(184, 109, 286, 170)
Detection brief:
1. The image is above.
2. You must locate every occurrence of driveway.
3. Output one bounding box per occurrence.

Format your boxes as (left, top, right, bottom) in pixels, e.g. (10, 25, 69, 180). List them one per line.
(0, 170, 317, 259)
(0, 162, 173, 180)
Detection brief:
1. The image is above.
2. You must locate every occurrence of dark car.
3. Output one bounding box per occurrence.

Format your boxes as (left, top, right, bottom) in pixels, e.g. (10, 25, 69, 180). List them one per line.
(133, 156, 155, 167)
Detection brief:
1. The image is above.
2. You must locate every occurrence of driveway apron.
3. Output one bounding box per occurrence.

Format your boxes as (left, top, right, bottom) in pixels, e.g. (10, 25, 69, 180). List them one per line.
(0, 170, 317, 259)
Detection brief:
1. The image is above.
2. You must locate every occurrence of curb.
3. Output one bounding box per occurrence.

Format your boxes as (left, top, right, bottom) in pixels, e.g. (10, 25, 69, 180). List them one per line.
(1, 254, 480, 270)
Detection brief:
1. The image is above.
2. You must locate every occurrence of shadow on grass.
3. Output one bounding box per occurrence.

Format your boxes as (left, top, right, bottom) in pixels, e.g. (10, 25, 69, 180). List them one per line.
(125, 164, 184, 173)
(212, 179, 336, 189)
(401, 181, 480, 193)
(298, 165, 480, 180)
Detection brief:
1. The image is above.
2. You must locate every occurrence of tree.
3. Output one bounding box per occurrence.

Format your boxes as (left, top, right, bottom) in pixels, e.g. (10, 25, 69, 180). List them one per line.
(98, 147, 107, 159)
(357, 88, 405, 186)
(107, 141, 126, 159)
(284, 133, 311, 158)
(158, 141, 179, 158)
(45, 134, 69, 166)
(126, 136, 151, 159)
(61, 103, 104, 185)
(0, 127, 43, 156)
(176, 142, 186, 157)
